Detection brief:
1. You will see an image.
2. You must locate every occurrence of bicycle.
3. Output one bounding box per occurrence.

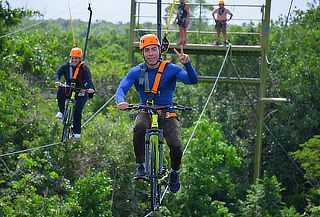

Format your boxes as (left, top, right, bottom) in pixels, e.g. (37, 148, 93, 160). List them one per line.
(125, 102, 191, 211)
(60, 84, 89, 143)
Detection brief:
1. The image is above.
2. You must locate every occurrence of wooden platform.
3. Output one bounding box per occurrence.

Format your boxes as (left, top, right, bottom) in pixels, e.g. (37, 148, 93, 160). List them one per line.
(132, 42, 261, 57)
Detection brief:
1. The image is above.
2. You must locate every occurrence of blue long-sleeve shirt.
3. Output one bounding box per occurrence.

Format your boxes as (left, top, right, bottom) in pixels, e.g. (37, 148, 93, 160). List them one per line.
(116, 61, 198, 105)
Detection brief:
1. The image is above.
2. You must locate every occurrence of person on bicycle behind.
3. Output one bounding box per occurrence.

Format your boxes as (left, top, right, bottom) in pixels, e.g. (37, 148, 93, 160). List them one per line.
(54, 47, 95, 139)
(116, 34, 198, 193)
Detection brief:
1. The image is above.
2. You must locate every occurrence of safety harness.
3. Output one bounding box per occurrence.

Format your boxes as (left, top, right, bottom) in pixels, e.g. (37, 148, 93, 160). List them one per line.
(66, 61, 85, 96)
(139, 60, 177, 118)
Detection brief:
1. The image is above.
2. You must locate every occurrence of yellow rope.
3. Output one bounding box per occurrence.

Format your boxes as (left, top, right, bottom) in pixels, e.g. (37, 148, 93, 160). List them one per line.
(165, 0, 176, 36)
(68, 0, 76, 46)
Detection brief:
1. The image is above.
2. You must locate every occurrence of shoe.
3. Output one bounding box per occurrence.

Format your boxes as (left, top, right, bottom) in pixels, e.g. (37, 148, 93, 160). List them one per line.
(181, 40, 186, 45)
(134, 163, 146, 180)
(169, 170, 180, 193)
(177, 40, 183, 45)
(73, 134, 81, 139)
(224, 41, 229, 46)
(55, 112, 63, 119)
(214, 41, 221, 45)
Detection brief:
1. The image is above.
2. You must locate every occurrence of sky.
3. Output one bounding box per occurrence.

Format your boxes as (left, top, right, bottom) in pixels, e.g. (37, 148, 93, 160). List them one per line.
(7, 0, 311, 25)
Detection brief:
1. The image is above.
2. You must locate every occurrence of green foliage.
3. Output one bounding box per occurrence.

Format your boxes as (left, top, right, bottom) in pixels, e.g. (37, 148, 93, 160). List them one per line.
(239, 174, 301, 217)
(291, 135, 320, 206)
(68, 169, 113, 217)
(168, 118, 241, 216)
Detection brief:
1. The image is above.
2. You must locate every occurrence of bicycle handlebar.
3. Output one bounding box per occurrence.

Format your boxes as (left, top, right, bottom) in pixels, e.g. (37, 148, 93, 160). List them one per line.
(60, 84, 91, 92)
(125, 104, 192, 112)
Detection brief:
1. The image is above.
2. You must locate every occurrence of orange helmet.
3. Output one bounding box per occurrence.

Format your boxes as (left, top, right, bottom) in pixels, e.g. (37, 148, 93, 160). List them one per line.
(219, 1, 224, 5)
(139, 34, 160, 50)
(70, 47, 83, 57)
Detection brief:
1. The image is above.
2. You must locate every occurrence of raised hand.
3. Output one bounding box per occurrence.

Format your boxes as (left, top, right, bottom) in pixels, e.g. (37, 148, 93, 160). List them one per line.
(174, 47, 190, 64)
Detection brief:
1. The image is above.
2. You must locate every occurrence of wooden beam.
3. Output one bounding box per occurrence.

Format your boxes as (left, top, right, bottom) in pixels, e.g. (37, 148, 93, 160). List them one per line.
(259, 98, 287, 102)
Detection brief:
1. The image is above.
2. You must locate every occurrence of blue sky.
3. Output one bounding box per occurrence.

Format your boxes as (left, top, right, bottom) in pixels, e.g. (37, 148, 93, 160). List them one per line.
(7, 0, 311, 24)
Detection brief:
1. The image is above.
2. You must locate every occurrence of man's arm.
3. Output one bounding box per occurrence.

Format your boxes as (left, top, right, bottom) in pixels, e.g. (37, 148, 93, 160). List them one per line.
(115, 69, 136, 109)
(227, 9, 233, 21)
(176, 62, 198, 85)
(212, 9, 218, 20)
(54, 64, 65, 86)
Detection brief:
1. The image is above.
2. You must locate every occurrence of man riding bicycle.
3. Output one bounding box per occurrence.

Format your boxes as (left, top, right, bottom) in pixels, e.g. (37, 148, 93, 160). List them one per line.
(116, 34, 198, 193)
(54, 47, 95, 139)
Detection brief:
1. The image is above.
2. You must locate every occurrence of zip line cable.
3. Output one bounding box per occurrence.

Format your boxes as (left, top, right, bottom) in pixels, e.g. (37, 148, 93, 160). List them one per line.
(0, 142, 62, 158)
(81, 94, 116, 128)
(265, 0, 294, 65)
(0, 94, 116, 158)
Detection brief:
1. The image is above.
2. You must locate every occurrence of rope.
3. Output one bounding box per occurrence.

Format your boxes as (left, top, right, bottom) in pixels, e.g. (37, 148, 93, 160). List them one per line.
(81, 94, 115, 128)
(68, 0, 77, 47)
(265, 0, 294, 65)
(0, 142, 62, 158)
(164, 0, 176, 36)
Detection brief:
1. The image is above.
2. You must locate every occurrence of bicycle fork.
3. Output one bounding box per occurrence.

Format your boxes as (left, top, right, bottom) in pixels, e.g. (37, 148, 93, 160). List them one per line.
(145, 129, 164, 179)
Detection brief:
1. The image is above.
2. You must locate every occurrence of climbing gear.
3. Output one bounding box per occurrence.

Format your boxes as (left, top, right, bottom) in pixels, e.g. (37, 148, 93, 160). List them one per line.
(140, 34, 161, 50)
(72, 61, 85, 80)
(151, 60, 170, 94)
(219, 0, 224, 5)
(70, 47, 83, 57)
(156, 110, 177, 118)
(161, 0, 176, 54)
(139, 60, 171, 101)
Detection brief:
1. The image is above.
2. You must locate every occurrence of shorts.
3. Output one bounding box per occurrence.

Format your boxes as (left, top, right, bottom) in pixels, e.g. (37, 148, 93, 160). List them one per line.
(177, 18, 187, 28)
(215, 20, 227, 34)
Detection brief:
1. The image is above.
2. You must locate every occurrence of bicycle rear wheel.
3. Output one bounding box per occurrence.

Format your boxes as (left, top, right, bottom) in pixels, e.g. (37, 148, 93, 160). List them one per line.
(61, 103, 73, 143)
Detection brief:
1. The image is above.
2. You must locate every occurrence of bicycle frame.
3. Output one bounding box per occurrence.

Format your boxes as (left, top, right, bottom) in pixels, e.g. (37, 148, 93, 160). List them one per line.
(61, 90, 77, 143)
(125, 103, 191, 212)
(145, 112, 167, 211)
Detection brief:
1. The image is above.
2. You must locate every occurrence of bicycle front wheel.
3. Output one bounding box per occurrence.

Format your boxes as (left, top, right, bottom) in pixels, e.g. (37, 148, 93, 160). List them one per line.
(150, 139, 158, 211)
(61, 103, 73, 142)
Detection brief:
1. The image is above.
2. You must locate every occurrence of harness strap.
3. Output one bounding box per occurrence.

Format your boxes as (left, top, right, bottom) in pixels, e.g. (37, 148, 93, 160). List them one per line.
(150, 60, 171, 94)
(72, 61, 85, 80)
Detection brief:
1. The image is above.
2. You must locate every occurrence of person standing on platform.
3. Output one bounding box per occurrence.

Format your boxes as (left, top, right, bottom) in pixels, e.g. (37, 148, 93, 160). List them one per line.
(175, 0, 190, 45)
(212, 0, 233, 45)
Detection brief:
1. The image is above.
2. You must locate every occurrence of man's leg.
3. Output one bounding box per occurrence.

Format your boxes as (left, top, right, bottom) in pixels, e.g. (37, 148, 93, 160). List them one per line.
(133, 112, 151, 163)
(73, 94, 88, 135)
(133, 112, 150, 179)
(57, 87, 67, 114)
(160, 117, 182, 171)
(160, 117, 182, 193)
